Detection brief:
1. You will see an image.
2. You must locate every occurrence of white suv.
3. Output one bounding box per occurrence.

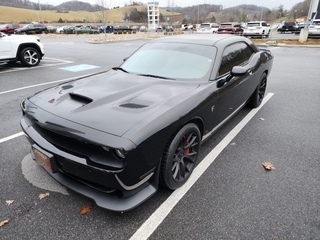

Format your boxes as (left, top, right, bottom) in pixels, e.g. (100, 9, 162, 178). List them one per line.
(243, 21, 270, 38)
(0, 32, 44, 67)
(308, 19, 320, 37)
(197, 23, 219, 34)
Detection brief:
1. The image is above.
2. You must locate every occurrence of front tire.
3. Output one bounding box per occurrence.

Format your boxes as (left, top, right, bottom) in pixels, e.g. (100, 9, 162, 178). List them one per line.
(248, 73, 267, 108)
(160, 123, 201, 190)
(19, 47, 41, 67)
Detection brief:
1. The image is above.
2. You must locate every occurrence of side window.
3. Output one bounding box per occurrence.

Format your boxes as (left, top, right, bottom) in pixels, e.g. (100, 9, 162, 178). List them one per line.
(262, 22, 267, 27)
(218, 42, 254, 77)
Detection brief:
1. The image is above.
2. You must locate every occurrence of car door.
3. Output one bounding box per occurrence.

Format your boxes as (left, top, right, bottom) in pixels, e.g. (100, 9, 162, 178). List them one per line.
(215, 42, 255, 124)
(0, 33, 13, 59)
(34, 24, 41, 33)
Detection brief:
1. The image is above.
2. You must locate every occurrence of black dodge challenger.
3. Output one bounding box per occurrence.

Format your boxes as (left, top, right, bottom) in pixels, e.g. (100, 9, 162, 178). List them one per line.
(20, 34, 274, 212)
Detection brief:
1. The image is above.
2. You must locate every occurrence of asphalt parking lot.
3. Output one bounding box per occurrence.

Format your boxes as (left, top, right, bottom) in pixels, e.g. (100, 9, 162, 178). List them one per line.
(0, 35, 319, 239)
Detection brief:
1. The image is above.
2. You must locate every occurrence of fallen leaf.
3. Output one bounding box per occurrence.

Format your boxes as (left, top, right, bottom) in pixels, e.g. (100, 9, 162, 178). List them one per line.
(0, 219, 9, 227)
(80, 205, 93, 215)
(6, 200, 14, 206)
(230, 142, 236, 146)
(262, 162, 275, 170)
(38, 192, 50, 200)
(260, 118, 265, 121)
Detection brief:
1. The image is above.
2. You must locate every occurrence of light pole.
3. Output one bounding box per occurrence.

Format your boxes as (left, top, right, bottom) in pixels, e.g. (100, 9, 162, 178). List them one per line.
(38, 0, 43, 23)
(197, 4, 199, 24)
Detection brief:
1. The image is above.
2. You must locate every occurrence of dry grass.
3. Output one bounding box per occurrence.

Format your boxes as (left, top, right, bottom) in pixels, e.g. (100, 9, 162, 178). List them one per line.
(0, 6, 138, 24)
(0, 6, 179, 24)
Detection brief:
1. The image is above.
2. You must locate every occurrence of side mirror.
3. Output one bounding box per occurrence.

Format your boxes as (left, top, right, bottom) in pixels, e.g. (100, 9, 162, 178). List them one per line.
(216, 66, 248, 88)
(226, 66, 249, 82)
(230, 66, 248, 76)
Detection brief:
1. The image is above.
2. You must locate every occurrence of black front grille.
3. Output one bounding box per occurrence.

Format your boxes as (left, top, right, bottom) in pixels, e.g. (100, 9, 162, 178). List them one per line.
(30, 118, 125, 171)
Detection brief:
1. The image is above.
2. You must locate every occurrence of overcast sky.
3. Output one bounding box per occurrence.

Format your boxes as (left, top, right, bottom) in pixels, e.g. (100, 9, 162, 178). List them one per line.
(41, 0, 303, 11)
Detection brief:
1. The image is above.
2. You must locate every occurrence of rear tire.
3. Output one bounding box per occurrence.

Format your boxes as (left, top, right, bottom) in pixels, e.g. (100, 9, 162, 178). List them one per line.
(248, 73, 267, 108)
(160, 123, 201, 190)
(19, 47, 41, 67)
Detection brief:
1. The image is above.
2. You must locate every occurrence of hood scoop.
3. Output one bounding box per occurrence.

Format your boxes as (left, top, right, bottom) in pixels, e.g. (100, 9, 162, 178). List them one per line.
(69, 93, 93, 105)
(119, 103, 149, 109)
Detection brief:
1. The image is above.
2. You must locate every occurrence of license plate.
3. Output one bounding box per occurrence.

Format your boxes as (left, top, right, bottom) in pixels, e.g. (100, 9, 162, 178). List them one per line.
(32, 147, 53, 172)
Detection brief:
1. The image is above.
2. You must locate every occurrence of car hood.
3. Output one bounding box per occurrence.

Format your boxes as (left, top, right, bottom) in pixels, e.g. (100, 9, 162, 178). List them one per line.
(28, 70, 200, 137)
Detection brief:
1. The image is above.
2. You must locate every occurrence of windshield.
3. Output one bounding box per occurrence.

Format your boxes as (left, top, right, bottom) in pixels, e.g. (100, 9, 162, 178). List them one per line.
(247, 23, 260, 27)
(120, 42, 216, 82)
(200, 24, 210, 28)
(21, 25, 31, 29)
(220, 24, 232, 27)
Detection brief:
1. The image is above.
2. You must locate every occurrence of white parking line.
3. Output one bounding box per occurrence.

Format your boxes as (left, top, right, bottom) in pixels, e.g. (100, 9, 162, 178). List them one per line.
(0, 132, 24, 144)
(42, 57, 73, 63)
(130, 92, 274, 240)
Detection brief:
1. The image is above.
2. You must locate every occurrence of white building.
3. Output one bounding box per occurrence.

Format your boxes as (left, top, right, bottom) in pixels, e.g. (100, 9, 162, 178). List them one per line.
(147, 1, 160, 30)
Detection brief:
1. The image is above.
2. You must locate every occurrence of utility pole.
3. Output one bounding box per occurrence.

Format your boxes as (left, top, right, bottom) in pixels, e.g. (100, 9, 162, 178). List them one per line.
(38, 0, 43, 23)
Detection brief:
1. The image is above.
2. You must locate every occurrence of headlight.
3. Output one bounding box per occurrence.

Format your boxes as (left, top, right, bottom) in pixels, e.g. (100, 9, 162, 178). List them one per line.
(21, 100, 27, 114)
(101, 146, 109, 152)
(114, 149, 125, 159)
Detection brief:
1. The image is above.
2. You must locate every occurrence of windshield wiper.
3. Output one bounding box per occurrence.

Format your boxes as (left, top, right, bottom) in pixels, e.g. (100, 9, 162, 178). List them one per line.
(138, 74, 175, 80)
(112, 67, 128, 73)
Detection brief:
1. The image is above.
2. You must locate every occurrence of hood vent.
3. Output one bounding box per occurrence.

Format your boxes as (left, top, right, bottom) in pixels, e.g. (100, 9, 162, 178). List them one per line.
(69, 93, 93, 105)
(119, 103, 148, 109)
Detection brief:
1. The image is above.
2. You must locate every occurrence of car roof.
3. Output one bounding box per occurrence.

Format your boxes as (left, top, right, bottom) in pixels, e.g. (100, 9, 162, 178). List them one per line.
(150, 34, 247, 46)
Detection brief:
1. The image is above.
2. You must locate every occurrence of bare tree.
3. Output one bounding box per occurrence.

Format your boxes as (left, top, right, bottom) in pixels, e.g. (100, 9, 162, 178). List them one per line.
(95, 0, 112, 36)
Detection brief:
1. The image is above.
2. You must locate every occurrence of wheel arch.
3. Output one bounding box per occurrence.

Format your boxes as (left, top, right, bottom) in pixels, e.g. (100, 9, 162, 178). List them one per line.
(16, 43, 42, 60)
(168, 117, 204, 145)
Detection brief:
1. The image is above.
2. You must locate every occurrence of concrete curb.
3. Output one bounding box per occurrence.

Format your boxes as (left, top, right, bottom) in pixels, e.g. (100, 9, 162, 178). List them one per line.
(264, 40, 320, 48)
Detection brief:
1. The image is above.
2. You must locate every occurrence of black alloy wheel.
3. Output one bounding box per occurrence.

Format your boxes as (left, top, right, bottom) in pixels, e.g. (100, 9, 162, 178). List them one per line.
(160, 123, 201, 190)
(249, 73, 267, 108)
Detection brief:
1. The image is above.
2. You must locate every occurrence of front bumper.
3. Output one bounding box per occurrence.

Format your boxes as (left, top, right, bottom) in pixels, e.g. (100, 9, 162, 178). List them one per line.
(308, 30, 320, 37)
(21, 115, 159, 212)
(243, 31, 263, 36)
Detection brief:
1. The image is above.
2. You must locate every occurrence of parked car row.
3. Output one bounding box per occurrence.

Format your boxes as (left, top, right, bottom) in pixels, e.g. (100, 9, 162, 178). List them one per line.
(276, 20, 320, 37)
(195, 21, 271, 38)
(14, 23, 48, 34)
(3, 20, 319, 38)
(155, 25, 174, 32)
